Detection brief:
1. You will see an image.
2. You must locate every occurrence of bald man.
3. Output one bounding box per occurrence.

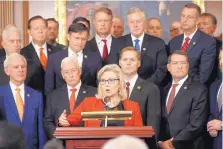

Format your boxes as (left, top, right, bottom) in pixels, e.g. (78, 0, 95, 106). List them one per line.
(110, 16, 124, 38)
(146, 18, 163, 38)
(169, 21, 183, 39)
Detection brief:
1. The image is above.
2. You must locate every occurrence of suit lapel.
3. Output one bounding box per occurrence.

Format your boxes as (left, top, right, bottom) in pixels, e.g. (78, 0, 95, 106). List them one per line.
(168, 78, 191, 116)
(22, 86, 32, 126)
(141, 34, 149, 59)
(75, 85, 88, 109)
(27, 43, 41, 65)
(125, 34, 134, 47)
(187, 30, 201, 53)
(175, 35, 184, 51)
(5, 84, 21, 124)
(163, 83, 171, 117)
(59, 85, 70, 114)
(129, 77, 144, 102)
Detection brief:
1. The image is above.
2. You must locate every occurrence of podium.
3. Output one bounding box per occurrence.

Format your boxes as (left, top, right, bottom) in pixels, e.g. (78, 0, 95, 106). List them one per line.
(53, 126, 157, 149)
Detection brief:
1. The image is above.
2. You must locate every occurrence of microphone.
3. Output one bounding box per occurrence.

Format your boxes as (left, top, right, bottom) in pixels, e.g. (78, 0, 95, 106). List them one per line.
(103, 96, 111, 111)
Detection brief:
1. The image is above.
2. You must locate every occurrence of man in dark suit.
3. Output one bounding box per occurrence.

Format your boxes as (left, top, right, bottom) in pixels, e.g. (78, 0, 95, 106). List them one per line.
(46, 18, 67, 50)
(0, 96, 5, 120)
(0, 53, 46, 149)
(168, 3, 216, 85)
(45, 23, 101, 94)
(207, 49, 222, 149)
(44, 56, 96, 139)
(118, 8, 167, 86)
(0, 26, 22, 86)
(119, 47, 161, 139)
(20, 15, 59, 94)
(84, 7, 122, 67)
(159, 50, 208, 149)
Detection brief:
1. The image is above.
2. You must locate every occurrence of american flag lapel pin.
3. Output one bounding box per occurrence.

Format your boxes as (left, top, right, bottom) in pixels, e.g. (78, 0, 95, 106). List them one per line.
(84, 55, 88, 59)
(137, 86, 141, 90)
(142, 48, 146, 51)
(82, 90, 86, 94)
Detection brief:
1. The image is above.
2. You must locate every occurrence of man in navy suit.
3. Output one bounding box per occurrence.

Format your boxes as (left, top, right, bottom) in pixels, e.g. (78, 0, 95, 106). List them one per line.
(207, 48, 222, 149)
(45, 23, 101, 94)
(118, 8, 167, 86)
(0, 53, 46, 149)
(168, 3, 216, 85)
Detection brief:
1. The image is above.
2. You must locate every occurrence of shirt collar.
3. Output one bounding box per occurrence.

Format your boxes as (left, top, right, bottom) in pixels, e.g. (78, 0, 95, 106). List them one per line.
(68, 47, 83, 56)
(32, 41, 47, 50)
(131, 32, 145, 42)
(125, 74, 138, 86)
(183, 28, 198, 40)
(95, 34, 112, 44)
(67, 81, 82, 92)
(172, 75, 188, 86)
(9, 81, 25, 91)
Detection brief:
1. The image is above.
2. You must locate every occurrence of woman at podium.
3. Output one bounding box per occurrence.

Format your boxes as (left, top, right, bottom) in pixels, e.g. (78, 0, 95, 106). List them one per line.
(66, 64, 143, 127)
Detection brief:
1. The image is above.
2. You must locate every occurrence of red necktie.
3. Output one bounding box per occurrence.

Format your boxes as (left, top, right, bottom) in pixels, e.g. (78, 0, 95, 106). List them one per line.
(181, 37, 190, 51)
(69, 88, 77, 112)
(126, 82, 130, 99)
(102, 39, 108, 61)
(166, 84, 179, 113)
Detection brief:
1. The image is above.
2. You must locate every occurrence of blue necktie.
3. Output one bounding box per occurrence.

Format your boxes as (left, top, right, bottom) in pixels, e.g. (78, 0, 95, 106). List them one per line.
(134, 39, 140, 51)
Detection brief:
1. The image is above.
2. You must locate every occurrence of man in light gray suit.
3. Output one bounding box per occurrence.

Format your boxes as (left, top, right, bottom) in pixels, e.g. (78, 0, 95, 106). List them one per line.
(119, 47, 161, 139)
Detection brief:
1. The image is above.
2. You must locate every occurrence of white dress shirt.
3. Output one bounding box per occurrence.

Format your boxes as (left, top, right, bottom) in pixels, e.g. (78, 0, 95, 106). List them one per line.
(32, 41, 48, 58)
(68, 47, 83, 67)
(125, 74, 138, 97)
(182, 28, 198, 46)
(10, 81, 25, 103)
(166, 75, 188, 105)
(95, 34, 112, 57)
(67, 81, 82, 101)
(131, 33, 145, 51)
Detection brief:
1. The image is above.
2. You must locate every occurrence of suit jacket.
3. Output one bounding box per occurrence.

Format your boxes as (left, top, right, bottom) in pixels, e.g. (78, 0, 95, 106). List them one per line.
(20, 43, 59, 94)
(44, 48, 102, 94)
(0, 96, 5, 120)
(0, 55, 9, 87)
(85, 36, 122, 66)
(67, 97, 143, 127)
(209, 80, 222, 149)
(0, 84, 46, 149)
(54, 42, 67, 50)
(168, 30, 216, 84)
(160, 77, 208, 149)
(129, 77, 161, 138)
(118, 34, 167, 86)
(43, 84, 97, 139)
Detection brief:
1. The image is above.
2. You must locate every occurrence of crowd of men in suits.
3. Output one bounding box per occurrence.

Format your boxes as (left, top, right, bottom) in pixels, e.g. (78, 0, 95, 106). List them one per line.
(0, 3, 222, 149)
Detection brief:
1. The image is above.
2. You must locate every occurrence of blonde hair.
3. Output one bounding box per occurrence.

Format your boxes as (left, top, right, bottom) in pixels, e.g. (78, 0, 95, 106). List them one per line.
(119, 47, 141, 61)
(127, 7, 146, 20)
(96, 64, 127, 100)
(94, 7, 113, 20)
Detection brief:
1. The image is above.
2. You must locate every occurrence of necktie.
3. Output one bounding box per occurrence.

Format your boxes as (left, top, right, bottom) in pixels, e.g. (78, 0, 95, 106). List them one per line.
(102, 39, 108, 61)
(15, 88, 24, 121)
(181, 37, 190, 51)
(217, 86, 222, 111)
(166, 84, 179, 113)
(126, 82, 130, 99)
(39, 47, 48, 71)
(134, 39, 140, 51)
(69, 88, 77, 112)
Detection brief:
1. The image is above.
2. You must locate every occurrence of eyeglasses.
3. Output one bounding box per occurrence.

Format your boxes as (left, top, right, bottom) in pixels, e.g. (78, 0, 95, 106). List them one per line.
(99, 78, 120, 85)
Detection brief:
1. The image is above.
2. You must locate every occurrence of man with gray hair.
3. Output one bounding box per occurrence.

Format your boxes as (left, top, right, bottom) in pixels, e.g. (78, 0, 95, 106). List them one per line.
(0, 53, 46, 149)
(118, 7, 167, 86)
(0, 26, 22, 86)
(102, 135, 149, 149)
(44, 56, 96, 139)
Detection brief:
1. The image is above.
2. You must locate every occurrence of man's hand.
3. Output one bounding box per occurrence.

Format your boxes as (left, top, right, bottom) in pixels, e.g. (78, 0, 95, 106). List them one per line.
(207, 119, 222, 131)
(209, 130, 218, 137)
(58, 110, 70, 127)
(158, 138, 174, 149)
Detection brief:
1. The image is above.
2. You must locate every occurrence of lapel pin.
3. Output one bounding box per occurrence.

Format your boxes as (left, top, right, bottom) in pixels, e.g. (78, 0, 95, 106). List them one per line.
(184, 86, 187, 90)
(27, 93, 30, 97)
(82, 90, 86, 94)
(137, 86, 141, 90)
(48, 48, 51, 52)
(84, 55, 88, 59)
(142, 48, 146, 51)
(192, 42, 196, 46)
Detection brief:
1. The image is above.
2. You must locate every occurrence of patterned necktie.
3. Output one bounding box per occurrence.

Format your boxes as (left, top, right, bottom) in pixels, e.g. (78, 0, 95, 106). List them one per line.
(126, 82, 130, 99)
(102, 39, 108, 61)
(15, 88, 24, 121)
(69, 88, 77, 112)
(217, 86, 222, 111)
(166, 84, 179, 113)
(134, 39, 140, 51)
(181, 37, 190, 51)
(39, 47, 48, 71)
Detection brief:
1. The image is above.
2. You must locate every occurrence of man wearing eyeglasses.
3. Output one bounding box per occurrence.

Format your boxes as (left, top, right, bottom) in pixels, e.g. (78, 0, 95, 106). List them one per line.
(169, 21, 183, 40)
(0, 26, 22, 86)
(44, 56, 96, 139)
(168, 3, 216, 85)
